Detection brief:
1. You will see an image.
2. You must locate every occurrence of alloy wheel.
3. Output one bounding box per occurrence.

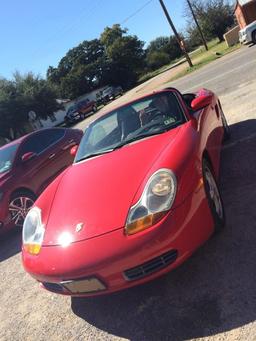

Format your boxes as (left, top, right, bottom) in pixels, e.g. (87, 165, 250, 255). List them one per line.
(9, 196, 34, 227)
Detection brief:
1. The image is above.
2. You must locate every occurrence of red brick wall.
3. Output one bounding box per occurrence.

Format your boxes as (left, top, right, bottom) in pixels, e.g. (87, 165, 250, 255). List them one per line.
(235, 4, 247, 28)
(235, 0, 256, 28)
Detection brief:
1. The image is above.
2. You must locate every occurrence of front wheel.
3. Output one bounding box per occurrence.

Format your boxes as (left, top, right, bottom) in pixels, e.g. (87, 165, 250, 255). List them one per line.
(9, 191, 36, 227)
(252, 30, 256, 44)
(203, 159, 225, 233)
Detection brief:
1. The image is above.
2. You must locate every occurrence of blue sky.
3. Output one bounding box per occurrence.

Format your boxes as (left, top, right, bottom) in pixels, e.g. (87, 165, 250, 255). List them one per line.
(0, 0, 191, 79)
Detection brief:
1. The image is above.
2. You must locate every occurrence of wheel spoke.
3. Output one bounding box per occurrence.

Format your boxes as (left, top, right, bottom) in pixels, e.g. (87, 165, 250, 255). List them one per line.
(9, 195, 34, 227)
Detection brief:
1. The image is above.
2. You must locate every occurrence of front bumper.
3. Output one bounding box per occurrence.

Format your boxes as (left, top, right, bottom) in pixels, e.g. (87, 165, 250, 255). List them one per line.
(22, 185, 214, 297)
(239, 32, 250, 44)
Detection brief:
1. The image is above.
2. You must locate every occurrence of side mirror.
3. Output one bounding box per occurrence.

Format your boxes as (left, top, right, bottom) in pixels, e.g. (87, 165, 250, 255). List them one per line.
(22, 152, 37, 162)
(191, 94, 212, 111)
(70, 145, 78, 156)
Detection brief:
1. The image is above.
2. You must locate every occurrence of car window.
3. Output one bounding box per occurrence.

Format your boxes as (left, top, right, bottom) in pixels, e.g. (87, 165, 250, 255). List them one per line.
(75, 92, 186, 162)
(0, 144, 19, 173)
(19, 129, 65, 156)
(86, 113, 118, 148)
(42, 129, 65, 146)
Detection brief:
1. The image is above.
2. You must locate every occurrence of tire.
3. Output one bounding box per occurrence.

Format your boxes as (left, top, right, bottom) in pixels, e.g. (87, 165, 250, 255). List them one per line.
(202, 159, 225, 233)
(252, 30, 256, 44)
(9, 191, 36, 227)
(219, 103, 231, 141)
(92, 105, 97, 113)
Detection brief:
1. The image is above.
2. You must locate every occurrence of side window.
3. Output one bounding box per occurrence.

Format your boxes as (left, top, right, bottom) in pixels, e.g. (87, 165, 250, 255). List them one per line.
(19, 129, 65, 156)
(41, 129, 65, 146)
(20, 133, 47, 155)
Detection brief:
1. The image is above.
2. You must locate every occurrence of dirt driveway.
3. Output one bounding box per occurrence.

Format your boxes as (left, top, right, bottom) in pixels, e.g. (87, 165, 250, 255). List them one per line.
(0, 45, 256, 341)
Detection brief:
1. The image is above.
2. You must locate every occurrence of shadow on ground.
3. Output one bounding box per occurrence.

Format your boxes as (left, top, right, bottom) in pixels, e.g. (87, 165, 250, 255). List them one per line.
(71, 119, 256, 340)
(0, 229, 22, 262)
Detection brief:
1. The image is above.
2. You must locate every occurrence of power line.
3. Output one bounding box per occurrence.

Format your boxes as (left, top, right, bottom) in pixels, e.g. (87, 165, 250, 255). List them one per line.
(121, 0, 154, 24)
(30, 0, 104, 64)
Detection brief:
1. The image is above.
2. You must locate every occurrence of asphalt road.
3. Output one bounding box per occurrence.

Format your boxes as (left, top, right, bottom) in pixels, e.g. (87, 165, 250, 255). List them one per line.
(0, 44, 256, 341)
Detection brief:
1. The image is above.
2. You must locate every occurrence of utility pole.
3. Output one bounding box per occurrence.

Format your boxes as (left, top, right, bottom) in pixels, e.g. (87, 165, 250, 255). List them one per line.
(186, 0, 208, 51)
(158, 0, 193, 67)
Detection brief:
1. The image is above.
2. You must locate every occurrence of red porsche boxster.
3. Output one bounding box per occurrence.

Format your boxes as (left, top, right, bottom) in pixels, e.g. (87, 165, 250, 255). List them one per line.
(22, 88, 230, 297)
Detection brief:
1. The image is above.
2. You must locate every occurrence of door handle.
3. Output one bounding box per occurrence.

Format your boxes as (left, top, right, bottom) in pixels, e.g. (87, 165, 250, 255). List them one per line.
(49, 153, 55, 159)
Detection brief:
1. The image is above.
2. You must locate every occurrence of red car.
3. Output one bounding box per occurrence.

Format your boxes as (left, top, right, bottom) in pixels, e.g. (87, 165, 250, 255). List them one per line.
(65, 99, 97, 125)
(0, 127, 82, 234)
(22, 88, 230, 297)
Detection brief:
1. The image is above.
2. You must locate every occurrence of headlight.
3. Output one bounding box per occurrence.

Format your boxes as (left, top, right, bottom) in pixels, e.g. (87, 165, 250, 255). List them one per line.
(125, 169, 177, 235)
(22, 207, 45, 255)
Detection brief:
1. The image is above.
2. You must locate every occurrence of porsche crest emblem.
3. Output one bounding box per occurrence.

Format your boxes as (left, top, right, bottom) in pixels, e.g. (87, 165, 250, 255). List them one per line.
(75, 223, 84, 233)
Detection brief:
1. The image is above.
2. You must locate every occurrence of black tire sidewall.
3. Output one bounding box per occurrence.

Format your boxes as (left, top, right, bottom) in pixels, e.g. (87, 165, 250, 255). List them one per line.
(252, 31, 256, 44)
(202, 159, 225, 233)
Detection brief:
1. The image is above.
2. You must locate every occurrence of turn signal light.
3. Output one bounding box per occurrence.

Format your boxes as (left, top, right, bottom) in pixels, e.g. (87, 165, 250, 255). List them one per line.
(24, 243, 41, 255)
(125, 212, 166, 235)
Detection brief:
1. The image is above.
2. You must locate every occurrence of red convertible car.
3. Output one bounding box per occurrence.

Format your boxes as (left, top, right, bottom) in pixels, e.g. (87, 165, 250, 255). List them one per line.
(0, 127, 82, 235)
(22, 88, 230, 296)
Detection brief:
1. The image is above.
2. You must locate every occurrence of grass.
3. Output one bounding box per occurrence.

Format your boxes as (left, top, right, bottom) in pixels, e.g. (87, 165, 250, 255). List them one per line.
(168, 39, 241, 82)
(138, 39, 241, 85)
(138, 57, 183, 84)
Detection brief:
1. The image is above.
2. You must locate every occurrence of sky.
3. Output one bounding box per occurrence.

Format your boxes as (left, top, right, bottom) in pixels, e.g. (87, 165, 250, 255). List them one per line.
(0, 0, 195, 80)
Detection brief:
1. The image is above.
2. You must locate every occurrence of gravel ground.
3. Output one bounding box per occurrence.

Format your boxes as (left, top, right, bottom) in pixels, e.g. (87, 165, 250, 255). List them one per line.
(0, 45, 256, 341)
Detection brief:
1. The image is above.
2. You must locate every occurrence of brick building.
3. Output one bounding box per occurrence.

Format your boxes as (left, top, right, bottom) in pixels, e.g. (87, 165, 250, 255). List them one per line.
(235, 0, 256, 28)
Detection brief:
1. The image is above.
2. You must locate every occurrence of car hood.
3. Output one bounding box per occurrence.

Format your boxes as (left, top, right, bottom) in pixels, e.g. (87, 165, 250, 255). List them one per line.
(42, 128, 181, 246)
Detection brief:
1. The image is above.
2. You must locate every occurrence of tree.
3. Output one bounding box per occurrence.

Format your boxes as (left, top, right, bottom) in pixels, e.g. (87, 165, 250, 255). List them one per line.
(184, 0, 234, 43)
(146, 51, 170, 70)
(47, 39, 105, 99)
(146, 36, 183, 70)
(100, 24, 145, 88)
(0, 73, 61, 139)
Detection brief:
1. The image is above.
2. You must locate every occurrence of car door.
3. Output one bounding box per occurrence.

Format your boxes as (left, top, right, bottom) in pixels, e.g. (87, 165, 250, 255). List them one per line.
(41, 128, 77, 184)
(17, 129, 72, 195)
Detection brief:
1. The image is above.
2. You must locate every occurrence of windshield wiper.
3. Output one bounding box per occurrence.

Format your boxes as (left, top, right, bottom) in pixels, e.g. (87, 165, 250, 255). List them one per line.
(76, 149, 114, 162)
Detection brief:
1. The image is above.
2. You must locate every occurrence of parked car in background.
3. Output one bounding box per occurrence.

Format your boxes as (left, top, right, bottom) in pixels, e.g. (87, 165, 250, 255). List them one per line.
(97, 86, 123, 106)
(0, 127, 82, 234)
(65, 99, 97, 125)
(239, 21, 256, 44)
(22, 87, 230, 297)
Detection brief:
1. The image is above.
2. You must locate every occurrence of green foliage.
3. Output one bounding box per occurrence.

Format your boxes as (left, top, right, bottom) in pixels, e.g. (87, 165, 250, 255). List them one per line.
(146, 51, 170, 70)
(47, 39, 105, 99)
(0, 73, 61, 139)
(47, 25, 145, 98)
(101, 25, 145, 88)
(146, 36, 183, 70)
(185, 0, 234, 43)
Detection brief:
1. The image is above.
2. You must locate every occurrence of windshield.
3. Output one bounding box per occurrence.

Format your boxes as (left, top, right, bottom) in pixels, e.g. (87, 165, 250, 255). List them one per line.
(75, 92, 186, 162)
(67, 105, 77, 115)
(0, 144, 18, 173)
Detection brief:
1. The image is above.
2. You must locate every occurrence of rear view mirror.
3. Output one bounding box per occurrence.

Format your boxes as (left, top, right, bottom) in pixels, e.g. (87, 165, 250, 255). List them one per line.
(70, 145, 78, 156)
(22, 152, 37, 162)
(191, 93, 212, 111)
